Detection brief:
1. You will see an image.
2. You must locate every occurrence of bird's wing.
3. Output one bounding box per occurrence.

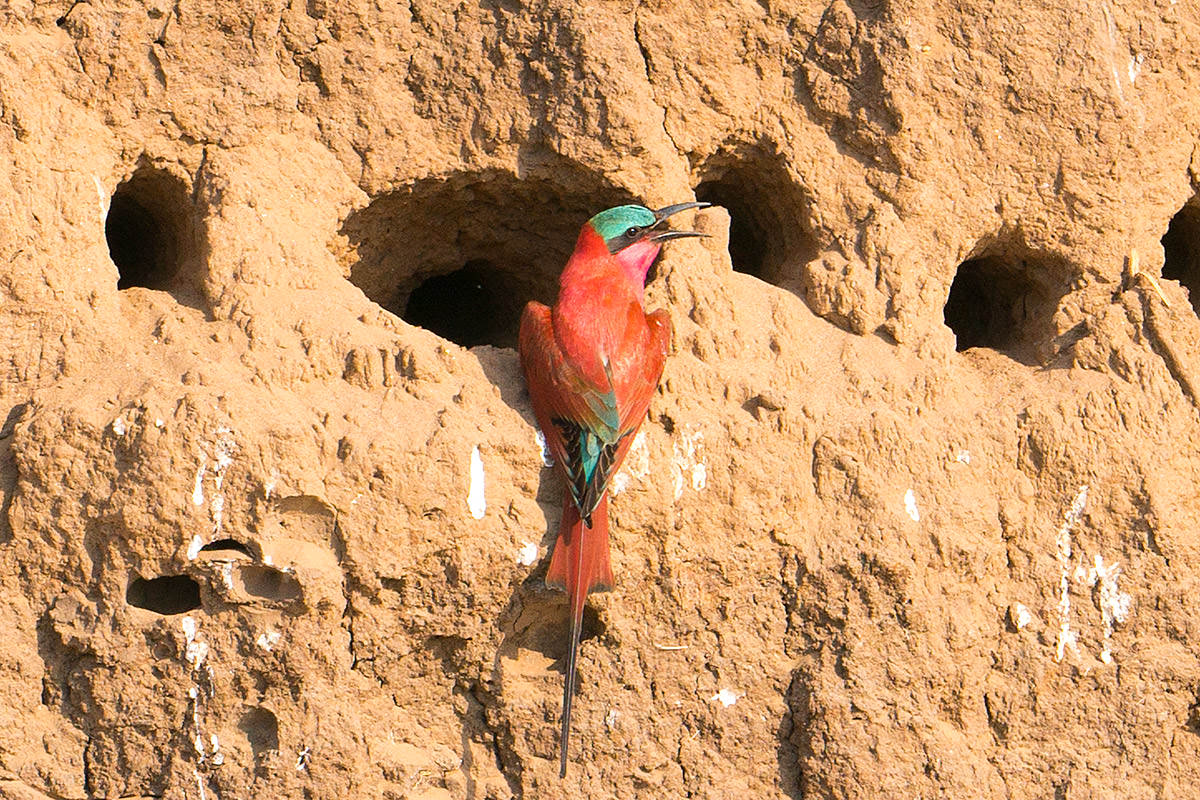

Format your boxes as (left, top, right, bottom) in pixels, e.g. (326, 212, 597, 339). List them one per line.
(519, 302, 625, 522)
(612, 307, 671, 433)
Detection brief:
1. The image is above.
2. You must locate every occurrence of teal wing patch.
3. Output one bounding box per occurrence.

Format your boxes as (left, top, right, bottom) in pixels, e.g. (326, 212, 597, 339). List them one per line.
(552, 417, 630, 526)
(577, 372, 620, 443)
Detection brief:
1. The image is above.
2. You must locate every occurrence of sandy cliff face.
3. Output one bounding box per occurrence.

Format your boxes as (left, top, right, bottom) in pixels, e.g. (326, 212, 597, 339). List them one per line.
(2, 1, 1200, 798)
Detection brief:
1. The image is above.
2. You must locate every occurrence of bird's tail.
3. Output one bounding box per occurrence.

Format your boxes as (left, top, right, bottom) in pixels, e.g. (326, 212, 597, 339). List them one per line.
(545, 493, 613, 778)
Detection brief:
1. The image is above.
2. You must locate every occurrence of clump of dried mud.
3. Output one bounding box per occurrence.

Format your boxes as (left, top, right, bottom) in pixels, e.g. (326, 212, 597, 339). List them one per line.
(2, 2, 1200, 798)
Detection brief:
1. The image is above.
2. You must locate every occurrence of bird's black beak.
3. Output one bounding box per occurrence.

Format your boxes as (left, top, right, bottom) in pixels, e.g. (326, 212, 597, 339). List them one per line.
(648, 201, 710, 242)
(653, 201, 709, 222)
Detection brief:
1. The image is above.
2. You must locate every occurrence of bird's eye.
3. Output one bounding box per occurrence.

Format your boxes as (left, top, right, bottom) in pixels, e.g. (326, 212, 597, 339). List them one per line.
(625, 226, 641, 237)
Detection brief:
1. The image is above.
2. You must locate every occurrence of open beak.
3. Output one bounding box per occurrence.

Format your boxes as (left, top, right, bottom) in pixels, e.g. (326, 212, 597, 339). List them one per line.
(648, 201, 710, 242)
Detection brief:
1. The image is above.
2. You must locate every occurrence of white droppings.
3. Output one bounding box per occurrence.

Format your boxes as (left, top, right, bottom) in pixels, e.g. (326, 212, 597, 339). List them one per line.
(210, 495, 225, 535)
(296, 747, 312, 771)
(903, 489, 920, 522)
(516, 541, 538, 566)
(194, 770, 207, 800)
(1128, 53, 1144, 84)
(93, 175, 107, 218)
(181, 616, 208, 669)
(187, 535, 204, 560)
(187, 680, 212, 782)
(110, 415, 127, 436)
(1087, 554, 1133, 664)
(208, 428, 238, 534)
(605, 709, 620, 729)
(155, 418, 165, 428)
(220, 562, 234, 591)
(1012, 603, 1033, 630)
(192, 458, 207, 507)
(212, 428, 236, 483)
(264, 469, 278, 500)
(1067, 485, 1089, 523)
(611, 430, 649, 495)
(956, 449, 971, 464)
(535, 430, 554, 467)
(1056, 625, 1080, 664)
(671, 427, 706, 502)
(210, 734, 223, 766)
(1055, 485, 1089, 663)
(467, 445, 486, 519)
(190, 713, 204, 753)
(256, 630, 281, 652)
(710, 688, 740, 707)
(186, 638, 209, 671)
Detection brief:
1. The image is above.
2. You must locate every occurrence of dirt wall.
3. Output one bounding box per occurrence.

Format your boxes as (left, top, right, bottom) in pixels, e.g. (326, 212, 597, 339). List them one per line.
(2, 1, 1200, 798)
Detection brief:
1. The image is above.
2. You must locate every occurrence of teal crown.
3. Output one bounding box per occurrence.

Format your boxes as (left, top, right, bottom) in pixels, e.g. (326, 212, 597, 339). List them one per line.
(589, 205, 657, 253)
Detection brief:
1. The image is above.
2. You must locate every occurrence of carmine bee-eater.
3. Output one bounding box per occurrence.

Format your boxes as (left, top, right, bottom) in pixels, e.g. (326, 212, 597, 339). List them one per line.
(518, 201, 707, 777)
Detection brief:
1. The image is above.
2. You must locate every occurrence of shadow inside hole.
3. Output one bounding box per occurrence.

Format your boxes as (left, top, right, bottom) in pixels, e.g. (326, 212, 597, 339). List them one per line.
(197, 538, 253, 559)
(944, 252, 1070, 364)
(108, 194, 170, 289)
(404, 259, 526, 349)
(126, 574, 201, 615)
(107, 165, 205, 309)
(239, 706, 280, 756)
(498, 589, 606, 665)
(237, 565, 302, 603)
(340, 166, 635, 350)
(694, 146, 817, 287)
(1162, 201, 1200, 315)
(696, 178, 768, 278)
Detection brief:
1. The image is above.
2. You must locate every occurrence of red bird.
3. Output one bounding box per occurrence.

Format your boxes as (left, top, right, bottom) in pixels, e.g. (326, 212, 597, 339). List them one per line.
(519, 201, 707, 776)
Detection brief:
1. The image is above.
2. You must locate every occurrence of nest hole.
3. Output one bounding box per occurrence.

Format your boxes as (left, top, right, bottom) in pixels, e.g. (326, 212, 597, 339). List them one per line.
(1162, 200, 1200, 315)
(107, 164, 204, 304)
(341, 166, 635, 349)
(238, 565, 302, 603)
(944, 250, 1071, 363)
(501, 591, 606, 664)
(239, 706, 280, 756)
(695, 147, 816, 285)
(404, 259, 526, 349)
(126, 574, 201, 615)
(197, 538, 254, 561)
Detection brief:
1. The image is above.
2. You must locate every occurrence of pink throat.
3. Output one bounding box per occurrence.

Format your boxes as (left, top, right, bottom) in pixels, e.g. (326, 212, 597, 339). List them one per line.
(613, 239, 663, 294)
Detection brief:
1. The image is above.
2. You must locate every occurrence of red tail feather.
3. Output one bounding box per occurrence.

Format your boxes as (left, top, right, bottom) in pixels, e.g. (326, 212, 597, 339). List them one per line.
(546, 494, 613, 596)
(545, 494, 612, 777)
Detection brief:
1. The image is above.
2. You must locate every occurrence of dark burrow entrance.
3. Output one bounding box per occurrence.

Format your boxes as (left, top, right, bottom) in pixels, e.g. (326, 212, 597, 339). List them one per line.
(403, 259, 526, 349)
(126, 574, 202, 615)
(943, 247, 1073, 364)
(1162, 199, 1200, 315)
(106, 164, 204, 305)
(340, 167, 637, 349)
(694, 146, 817, 287)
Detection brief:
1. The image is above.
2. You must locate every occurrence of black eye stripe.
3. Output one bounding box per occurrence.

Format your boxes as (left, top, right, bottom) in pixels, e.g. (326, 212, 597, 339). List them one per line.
(605, 222, 653, 253)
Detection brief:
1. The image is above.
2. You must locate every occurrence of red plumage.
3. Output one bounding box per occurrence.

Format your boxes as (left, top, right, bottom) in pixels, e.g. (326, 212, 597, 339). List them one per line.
(519, 220, 672, 777)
